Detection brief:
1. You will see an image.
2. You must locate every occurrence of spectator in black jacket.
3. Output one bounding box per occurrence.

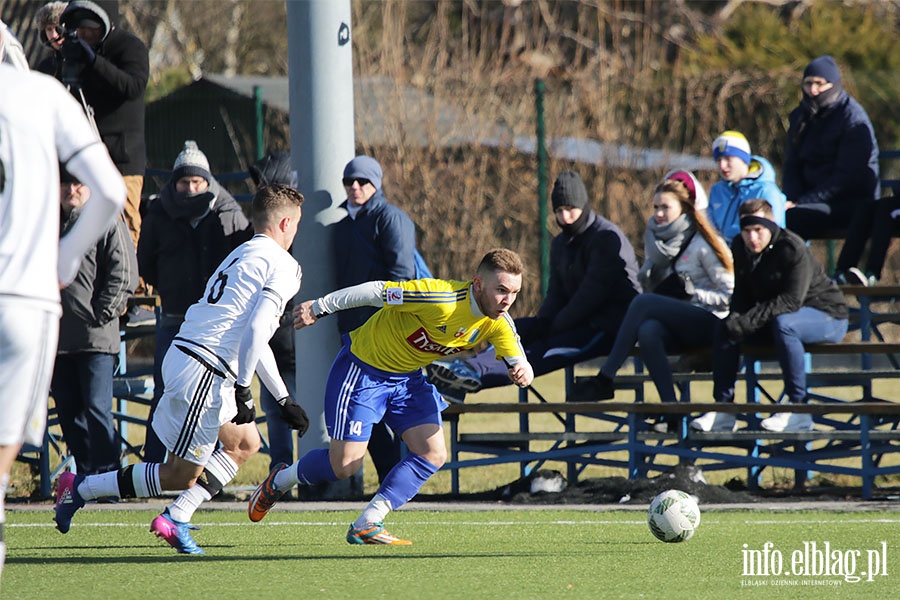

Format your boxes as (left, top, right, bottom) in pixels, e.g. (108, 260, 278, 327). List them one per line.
(52, 166, 138, 475)
(782, 55, 881, 283)
(54, 1, 149, 268)
(137, 141, 252, 461)
(691, 199, 849, 434)
(427, 170, 641, 398)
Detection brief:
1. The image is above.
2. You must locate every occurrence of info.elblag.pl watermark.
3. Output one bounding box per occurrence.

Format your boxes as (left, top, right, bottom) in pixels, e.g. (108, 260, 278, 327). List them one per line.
(740, 541, 889, 586)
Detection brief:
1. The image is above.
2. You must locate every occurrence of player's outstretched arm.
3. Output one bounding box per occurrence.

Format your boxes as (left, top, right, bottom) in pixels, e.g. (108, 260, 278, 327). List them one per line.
(293, 281, 386, 330)
(293, 300, 318, 330)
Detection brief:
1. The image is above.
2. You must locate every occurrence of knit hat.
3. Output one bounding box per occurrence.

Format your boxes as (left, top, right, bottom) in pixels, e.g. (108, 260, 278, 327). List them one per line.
(551, 171, 589, 211)
(172, 141, 212, 183)
(343, 155, 382, 190)
(803, 55, 841, 84)
(664, 169, 708, 211)
(59, 162, 79, 184)
(60, 1, 110, 40)
(712, 131, 751, 166)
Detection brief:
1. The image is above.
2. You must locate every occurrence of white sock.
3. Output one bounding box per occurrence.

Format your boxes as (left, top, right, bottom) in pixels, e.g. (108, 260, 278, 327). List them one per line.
(80, 471, 119, 500)
(354, 494, 392, 529)
(169, 486, 212, 523)
(273, 465, 298, 491)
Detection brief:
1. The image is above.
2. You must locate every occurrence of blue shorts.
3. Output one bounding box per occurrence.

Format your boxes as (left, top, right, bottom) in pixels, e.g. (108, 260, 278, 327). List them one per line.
(324, 339, 447, 442)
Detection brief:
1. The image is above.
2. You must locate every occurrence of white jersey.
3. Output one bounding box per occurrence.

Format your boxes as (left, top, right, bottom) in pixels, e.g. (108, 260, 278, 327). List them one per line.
(174, 234, 302, 379)
(0, 65, 106, 307)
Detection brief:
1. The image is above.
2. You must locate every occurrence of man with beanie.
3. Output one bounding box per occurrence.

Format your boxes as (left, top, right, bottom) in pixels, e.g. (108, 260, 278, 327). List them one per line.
(708, 130, 786, 243)
(332, 155, 421, 485)
(783, 55, 880, 279)
(691, 199, 848, 434)
(427, 170, 641, 398)
(137, 141, 252, 461)
(55, 1, 150, 265)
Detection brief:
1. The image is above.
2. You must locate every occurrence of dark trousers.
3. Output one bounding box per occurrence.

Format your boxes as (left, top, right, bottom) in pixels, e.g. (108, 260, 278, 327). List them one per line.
(259, 366, 296, 468)
(835, 197, 900, 277)
(51, 352, 120, 475)
(466, 316, 616, 389)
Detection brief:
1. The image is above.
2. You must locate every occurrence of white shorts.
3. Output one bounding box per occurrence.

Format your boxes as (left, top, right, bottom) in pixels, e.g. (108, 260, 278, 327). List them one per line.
(152, 345, 237, 465)
(0, 301, 59, 447)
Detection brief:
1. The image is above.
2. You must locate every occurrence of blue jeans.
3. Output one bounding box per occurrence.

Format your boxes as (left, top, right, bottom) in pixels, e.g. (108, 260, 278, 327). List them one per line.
(599, 294, 720, 403)
(51, 352, 119, 475)
(259, 367, 296, 468)
(713, 307, 849, 404)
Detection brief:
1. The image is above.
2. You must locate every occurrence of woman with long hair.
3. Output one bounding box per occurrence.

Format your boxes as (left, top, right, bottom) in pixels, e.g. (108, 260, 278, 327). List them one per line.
(571, 175, 734, 432)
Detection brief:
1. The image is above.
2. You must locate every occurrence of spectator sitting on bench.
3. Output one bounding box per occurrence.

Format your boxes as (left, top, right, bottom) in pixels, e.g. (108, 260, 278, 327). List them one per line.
(708, 130, 786, 243)
(691, 199, 849, 434)
(782, 55, 880, 285)
(569, 175, 734, 432)
(426, 170, 641, 401)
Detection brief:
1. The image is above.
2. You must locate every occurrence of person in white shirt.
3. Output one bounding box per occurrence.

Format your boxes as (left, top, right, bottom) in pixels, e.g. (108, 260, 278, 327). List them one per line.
(53, 185, 310, 556)
(0, 56, 125, 582)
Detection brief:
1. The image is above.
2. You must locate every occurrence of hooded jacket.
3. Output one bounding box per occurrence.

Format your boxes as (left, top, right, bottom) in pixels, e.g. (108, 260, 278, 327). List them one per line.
(137, 178, 251, 316)
(333, 188, 417, 334)
(44, 1, 149, 176)
(537, 210, 642, 334)
(725, 226, 848, 340)
(58, 209, 138, 354)
(783, 90, 880, 207)
(708, 156, 787, 243)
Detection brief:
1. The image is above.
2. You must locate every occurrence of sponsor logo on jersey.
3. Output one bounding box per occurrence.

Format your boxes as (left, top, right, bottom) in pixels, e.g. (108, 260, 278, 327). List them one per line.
(406, 327, 465, 356)
(385, 287, 403, 304)
(467, 328, 481, 343)
(453, 327, 468, 338)
(437, 325, 447, 333)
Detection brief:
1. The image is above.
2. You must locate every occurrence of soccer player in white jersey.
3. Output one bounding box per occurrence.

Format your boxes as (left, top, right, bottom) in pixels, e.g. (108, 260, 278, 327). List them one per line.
(54, 184, 310, 555)
(0, 56, 125, 582)
(248, 248, 534, 544)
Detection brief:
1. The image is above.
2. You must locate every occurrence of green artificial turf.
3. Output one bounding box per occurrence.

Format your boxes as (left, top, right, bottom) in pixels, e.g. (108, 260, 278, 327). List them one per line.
(3, 507, 898, 599)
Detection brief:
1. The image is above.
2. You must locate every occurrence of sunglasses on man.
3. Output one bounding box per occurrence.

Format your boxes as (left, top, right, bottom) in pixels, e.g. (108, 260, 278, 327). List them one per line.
(342, 177, 371, 187)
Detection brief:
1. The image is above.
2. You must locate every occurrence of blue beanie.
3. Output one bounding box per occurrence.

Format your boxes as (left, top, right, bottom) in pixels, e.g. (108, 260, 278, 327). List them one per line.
(803, 55, 841, 84)
(343, 155, 383, 190)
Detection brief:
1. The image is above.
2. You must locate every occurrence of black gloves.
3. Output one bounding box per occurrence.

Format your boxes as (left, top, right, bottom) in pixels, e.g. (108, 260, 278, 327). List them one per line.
(276, 396, 310, 436)
(232, 384, 256, 424)
(76, 38, 96, 65)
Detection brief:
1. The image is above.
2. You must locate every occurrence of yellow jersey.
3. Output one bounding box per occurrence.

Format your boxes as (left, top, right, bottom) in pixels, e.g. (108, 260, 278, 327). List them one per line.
(348, 279, 523, 373)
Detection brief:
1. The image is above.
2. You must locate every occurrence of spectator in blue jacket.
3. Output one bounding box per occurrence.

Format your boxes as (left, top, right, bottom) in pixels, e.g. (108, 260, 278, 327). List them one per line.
(427, 170, 641, 398)
(783, 55, 880, 276)
(708, 130, 786, 243)
(333, 155, 419, 483)
(137, 141, 252, 461)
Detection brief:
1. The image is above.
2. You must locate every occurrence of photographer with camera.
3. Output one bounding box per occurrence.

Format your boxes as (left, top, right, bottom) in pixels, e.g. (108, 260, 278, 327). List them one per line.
(49, 1, 149, 273)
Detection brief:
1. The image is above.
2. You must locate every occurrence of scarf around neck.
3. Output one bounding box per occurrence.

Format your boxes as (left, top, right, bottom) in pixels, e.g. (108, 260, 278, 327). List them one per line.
(639, 213, 694, 288)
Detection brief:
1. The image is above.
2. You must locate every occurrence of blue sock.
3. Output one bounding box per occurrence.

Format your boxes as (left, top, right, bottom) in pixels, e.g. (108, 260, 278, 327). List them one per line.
(295, 448, 338, 485)
(377, 453, 439, 510)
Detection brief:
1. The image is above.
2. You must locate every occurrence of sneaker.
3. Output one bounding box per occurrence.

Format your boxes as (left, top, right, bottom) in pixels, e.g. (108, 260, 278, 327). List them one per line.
(846, 267, 869, 286)
(124, 305, 156, 327)
(649, 416, 677, 434)
(760, 412, 814, 432)
(150, 508, 205, 555)
(426, 360, 482, 392)
(689, 411, 737, 432)
(568, 374, 615, 402)
(346, 522, 412, 545)
(248, 463, 289, 522)
(54, 471, 85, 534)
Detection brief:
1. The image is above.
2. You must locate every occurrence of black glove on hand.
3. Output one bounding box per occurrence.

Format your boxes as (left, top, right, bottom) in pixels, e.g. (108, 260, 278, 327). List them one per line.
(232, 384, 256, 424)
(277, 396, 310, 436)
(76, 39, 96, 65)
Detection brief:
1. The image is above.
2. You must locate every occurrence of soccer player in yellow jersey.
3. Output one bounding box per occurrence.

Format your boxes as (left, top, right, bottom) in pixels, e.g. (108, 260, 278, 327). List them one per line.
(249, 248, 533, 544)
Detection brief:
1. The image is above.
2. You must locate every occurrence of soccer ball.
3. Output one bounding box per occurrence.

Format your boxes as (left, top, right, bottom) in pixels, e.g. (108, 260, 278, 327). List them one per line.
(647, 489, 701, 543)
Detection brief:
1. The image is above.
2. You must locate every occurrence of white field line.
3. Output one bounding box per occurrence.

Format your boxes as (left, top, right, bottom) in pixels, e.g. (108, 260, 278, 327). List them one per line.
(9, 518, 900, 529)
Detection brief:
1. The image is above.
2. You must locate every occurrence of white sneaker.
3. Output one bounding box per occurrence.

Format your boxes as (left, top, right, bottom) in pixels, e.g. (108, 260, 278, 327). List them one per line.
(760, 412, 813, 432)
(690, 411, 737, 432)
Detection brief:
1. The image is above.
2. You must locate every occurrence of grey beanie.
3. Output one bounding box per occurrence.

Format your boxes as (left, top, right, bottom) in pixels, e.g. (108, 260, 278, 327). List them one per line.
(551, 171, 589, 210)
(343, 155, 383, 190)
(60, 0, 111, 41)
(172, 141, 212, 183)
